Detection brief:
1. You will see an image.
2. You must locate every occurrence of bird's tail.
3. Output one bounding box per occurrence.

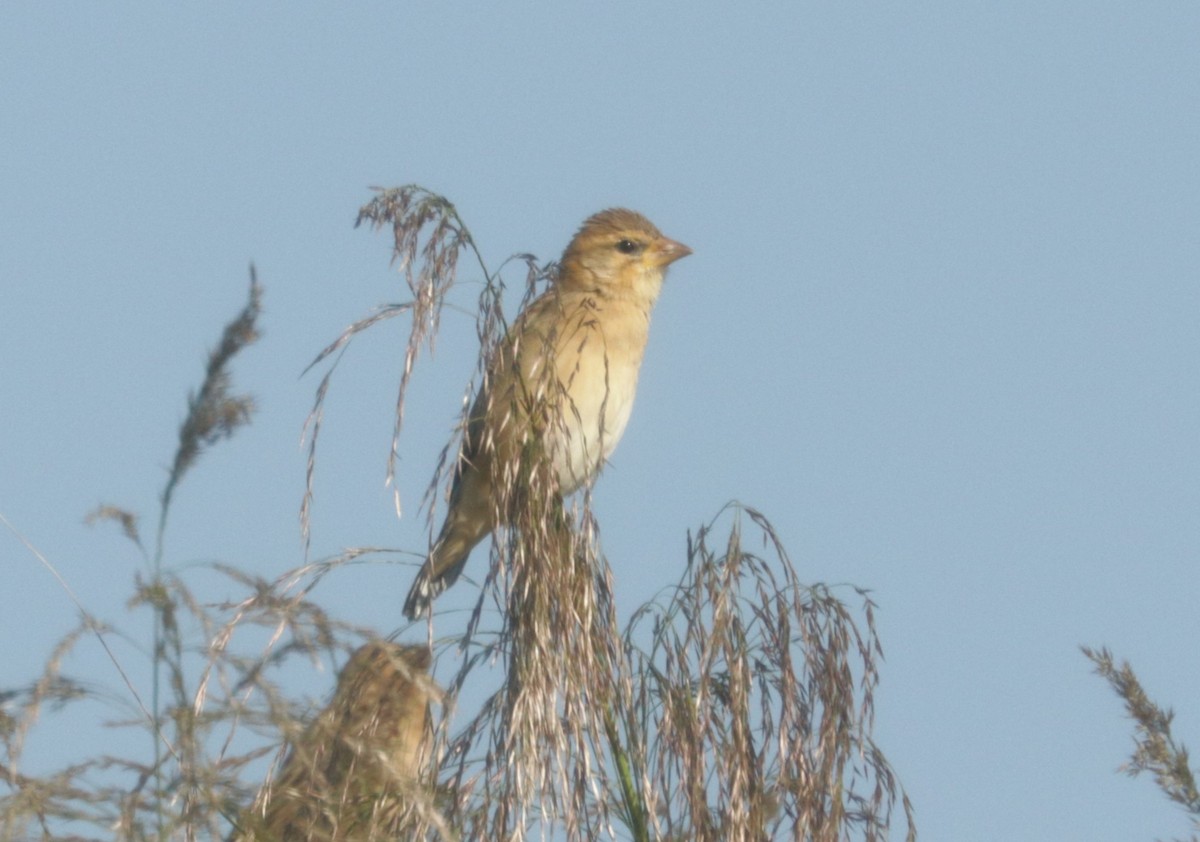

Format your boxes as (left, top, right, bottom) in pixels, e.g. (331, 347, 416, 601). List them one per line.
(402, 526, 481, 621)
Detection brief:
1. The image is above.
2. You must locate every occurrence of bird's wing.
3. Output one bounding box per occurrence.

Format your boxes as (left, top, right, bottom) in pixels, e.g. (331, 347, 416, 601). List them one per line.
(447, 288, 578, 498)
(445, 295, 546, 494)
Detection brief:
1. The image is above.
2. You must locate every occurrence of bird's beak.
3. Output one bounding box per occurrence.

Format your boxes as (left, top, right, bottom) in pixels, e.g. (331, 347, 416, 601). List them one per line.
(648, 237, 693, 268)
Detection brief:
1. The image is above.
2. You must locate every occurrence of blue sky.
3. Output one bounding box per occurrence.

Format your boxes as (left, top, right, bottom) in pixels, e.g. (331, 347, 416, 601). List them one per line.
(3, 4, 1199, 839)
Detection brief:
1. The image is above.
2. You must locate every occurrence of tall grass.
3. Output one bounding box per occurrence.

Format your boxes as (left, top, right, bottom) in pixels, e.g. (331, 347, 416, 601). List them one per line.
(2, 189, 914, 841)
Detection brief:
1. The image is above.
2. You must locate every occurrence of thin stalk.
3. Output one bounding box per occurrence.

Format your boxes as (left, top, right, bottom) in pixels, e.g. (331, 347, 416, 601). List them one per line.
(603, 704, 648, 842)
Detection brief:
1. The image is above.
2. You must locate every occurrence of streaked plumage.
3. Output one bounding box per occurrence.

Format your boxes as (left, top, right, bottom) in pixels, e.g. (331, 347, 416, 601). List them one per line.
(232, 643, 434, 841)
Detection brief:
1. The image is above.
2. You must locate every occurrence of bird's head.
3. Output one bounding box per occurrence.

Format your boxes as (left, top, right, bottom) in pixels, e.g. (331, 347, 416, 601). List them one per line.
(558, 208, 692, 301)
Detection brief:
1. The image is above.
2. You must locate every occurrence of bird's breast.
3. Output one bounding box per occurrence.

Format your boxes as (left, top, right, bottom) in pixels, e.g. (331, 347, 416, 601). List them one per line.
(548, 297, 651, 491)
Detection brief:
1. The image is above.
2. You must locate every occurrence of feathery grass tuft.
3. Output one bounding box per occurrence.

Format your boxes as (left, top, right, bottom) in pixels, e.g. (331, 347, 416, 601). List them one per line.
(1084, 645, 1200, 840)
(161, 267, 262, 545)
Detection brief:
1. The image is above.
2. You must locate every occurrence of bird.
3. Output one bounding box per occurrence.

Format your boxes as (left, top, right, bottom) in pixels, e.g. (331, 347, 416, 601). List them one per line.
(232, 642, 435, 841)
(402, 208, 692, 620)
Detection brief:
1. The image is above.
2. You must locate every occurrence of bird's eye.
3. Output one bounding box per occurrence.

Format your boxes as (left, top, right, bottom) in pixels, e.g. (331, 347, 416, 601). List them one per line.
(615, 239, 642, 255)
